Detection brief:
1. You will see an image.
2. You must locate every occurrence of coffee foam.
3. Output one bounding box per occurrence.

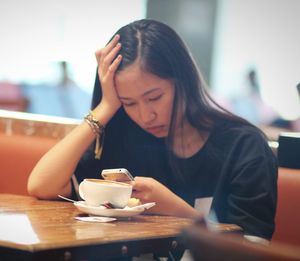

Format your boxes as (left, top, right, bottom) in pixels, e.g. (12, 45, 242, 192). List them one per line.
(85, 179, 131, 187)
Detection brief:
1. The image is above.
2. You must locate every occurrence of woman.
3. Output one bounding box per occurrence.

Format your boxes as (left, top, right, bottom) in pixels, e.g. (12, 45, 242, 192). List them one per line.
(28, 19, 277, 240)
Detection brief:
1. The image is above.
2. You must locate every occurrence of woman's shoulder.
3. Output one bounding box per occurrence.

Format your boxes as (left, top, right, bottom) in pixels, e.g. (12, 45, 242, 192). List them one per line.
(213, 121, 266, 141)
(206, 122, 276, 172)
(209, 121, 271, 156)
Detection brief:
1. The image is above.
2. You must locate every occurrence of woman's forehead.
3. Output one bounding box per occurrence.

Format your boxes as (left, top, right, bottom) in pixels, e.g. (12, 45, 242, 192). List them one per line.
(116, 64, 173, 96)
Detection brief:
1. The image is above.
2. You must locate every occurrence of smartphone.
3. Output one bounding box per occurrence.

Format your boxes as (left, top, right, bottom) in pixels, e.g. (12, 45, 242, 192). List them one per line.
(101, 168, 134, 183)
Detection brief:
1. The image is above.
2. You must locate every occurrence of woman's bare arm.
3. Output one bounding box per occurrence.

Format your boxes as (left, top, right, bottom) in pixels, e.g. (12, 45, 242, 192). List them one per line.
(27, 35, 123, 199)
(27, 102, 115, 199)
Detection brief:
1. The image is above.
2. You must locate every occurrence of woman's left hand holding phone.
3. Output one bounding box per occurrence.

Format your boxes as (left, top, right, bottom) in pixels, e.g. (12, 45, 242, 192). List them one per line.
(94, 34, 123, 122)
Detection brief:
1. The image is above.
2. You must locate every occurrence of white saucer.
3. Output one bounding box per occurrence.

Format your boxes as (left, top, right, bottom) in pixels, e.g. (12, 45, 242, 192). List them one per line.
(74, 201, 144, 217)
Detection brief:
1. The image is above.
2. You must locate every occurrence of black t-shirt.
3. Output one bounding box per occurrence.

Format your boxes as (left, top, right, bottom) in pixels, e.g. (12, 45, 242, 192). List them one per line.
(74, 110, 277, 240)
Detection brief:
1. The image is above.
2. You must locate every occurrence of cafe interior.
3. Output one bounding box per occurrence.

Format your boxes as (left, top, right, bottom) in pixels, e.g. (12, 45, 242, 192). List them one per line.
(0, 0, 300, 260)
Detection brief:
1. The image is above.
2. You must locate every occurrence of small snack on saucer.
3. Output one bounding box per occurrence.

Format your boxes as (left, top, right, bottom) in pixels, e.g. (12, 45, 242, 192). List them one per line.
(127, 197, 141, 208)
(101, 202, 114, 209)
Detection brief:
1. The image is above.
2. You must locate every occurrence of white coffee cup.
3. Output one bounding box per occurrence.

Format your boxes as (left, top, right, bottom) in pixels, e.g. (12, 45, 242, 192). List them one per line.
(79, 179, 132, 208)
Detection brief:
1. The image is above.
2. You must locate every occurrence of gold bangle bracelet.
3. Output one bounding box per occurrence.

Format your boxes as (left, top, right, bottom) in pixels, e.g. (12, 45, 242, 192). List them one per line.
(84, 111, 105, 134)
(84, 111, 105, 159)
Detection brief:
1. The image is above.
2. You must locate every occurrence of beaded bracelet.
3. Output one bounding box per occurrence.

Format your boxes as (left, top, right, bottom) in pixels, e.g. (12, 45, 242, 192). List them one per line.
(84, 111, 105, 159)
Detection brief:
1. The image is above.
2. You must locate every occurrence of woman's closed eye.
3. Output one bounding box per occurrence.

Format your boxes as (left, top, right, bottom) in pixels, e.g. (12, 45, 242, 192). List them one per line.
(122, 102, 136, 107)
(122, 94, 163, 107)
(148, 94, 162, 102)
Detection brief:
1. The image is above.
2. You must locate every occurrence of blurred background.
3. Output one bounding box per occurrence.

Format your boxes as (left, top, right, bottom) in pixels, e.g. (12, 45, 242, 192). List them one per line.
(0, 0, 299, 129)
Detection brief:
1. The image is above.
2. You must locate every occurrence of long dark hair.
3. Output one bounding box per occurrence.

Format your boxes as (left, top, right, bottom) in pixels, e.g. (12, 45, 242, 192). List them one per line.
(113, 20, 253, 138)
(92, 19, 258, 180)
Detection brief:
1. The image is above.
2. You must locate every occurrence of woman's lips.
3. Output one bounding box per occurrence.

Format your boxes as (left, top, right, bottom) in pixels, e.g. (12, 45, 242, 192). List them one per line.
(146, 125, 164, 135)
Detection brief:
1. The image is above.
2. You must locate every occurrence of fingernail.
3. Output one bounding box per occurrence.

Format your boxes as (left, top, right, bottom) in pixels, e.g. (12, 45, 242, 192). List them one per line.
(115, 34, 120, 39)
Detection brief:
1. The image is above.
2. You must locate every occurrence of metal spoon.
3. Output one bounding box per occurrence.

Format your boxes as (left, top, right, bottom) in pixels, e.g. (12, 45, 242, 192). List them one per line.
(58, 194, 77, 203)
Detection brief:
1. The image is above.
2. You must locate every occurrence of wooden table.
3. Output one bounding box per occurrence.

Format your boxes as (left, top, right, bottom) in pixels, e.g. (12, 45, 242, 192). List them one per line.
(0, 194, 193, 260)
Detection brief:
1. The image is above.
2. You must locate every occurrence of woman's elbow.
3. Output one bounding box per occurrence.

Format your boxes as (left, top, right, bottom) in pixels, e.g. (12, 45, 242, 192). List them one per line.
(27, 176, 51, 199)
(27, 176, 71, 200)
(27, 178, 44, 199)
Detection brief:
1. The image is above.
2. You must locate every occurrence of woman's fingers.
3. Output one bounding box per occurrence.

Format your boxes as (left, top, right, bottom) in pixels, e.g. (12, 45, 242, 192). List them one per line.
(95, 34, 120, 65)
(103, 34, 120, 56)
(94, 34, 122, 111)
(132, 177, 146, 191)
(95, 35, 122, 78)
(102, 43, 122, 73)
(96, 34, 119, 55)
(95, 48, 102, 65)
(132, 177, 155, 194)
(108, 54, 122, 74)
(102, 54, 122, 88)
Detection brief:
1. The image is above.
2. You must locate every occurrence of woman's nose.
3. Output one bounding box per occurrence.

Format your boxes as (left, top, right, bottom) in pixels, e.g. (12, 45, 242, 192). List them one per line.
(139, 105, 156, 124)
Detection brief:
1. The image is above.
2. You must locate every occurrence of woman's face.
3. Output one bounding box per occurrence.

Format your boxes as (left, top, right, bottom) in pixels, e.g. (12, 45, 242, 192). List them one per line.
(115, 62, 175, 138)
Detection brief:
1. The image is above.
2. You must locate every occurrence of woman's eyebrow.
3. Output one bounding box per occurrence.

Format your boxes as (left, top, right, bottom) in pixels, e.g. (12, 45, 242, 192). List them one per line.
(142, 88, 161, 97)
(119, 97, 132, 101)
(119, 88, 161, 100)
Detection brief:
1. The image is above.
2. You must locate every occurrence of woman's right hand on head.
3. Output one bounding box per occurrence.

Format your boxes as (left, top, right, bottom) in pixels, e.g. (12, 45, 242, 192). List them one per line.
(95, 34, 123, 113)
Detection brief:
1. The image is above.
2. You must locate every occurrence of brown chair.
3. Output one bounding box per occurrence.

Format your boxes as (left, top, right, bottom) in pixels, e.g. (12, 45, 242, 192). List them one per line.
(0, 110, 79, 195)
(182, 223, 300, 261)
(272, 167, 300, 247)
(0, 133, 58, 195)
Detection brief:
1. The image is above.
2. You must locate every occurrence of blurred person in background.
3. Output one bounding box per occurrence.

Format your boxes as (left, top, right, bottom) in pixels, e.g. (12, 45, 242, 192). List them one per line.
(231, 68, 280, 127)
(54, 61, 91, 118)
(23, 61, 91, 119)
